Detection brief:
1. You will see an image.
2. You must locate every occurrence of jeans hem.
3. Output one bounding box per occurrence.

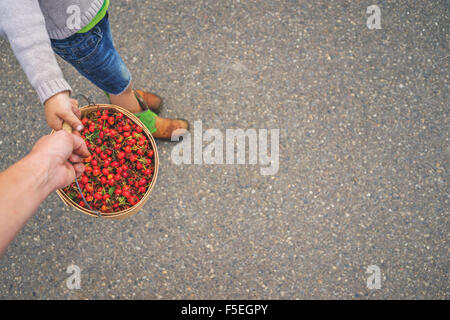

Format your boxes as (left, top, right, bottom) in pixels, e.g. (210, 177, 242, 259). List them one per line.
(106, 75, 132, 96)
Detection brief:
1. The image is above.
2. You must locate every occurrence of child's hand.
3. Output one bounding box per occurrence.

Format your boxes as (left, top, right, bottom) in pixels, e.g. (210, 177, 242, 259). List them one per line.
(44, 91, 84, 131)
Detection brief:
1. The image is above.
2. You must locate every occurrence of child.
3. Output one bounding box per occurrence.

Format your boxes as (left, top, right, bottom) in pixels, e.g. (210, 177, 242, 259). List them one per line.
(0, 0, 188, 139)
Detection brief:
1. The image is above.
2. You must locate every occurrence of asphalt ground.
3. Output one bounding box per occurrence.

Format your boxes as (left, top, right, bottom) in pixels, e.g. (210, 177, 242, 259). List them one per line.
(0, 0, 448, 299)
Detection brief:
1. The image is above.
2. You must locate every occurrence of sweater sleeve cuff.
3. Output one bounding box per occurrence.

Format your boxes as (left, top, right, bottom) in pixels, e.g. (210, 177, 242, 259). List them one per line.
(35, 79, 72, 104)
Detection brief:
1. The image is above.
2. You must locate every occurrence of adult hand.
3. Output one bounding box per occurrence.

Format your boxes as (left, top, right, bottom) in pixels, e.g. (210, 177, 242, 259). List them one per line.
(0, 130, 89, 256)
(29, 130, 90, 191)
(44, 91, 83, 131)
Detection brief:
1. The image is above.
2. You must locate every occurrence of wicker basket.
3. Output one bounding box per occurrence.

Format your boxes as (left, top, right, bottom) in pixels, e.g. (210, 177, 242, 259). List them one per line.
(54, 103, 159, 220)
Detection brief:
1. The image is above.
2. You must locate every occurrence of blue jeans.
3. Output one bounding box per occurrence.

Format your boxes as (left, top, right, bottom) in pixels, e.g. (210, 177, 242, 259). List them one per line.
(50, 12, 131, 95)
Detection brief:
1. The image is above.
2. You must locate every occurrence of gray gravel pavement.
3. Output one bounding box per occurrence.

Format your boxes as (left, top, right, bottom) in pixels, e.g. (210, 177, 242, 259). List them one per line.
(0, 0, 448, 299)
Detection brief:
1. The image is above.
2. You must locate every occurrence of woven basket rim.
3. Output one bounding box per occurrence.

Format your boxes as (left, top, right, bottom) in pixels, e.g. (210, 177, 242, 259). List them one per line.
(54, 103, 159, 219)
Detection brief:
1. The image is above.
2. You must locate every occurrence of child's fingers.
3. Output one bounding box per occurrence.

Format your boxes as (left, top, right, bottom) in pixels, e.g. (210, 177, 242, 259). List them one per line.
(70, 98, 79, 108)
(70, 99, 81, 119)
(47, 113, 63, 130)
(60, 110, 83, 131)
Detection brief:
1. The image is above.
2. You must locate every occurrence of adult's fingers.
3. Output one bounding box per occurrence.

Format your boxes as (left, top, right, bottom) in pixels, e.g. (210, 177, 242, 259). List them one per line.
(72, 130, 81, 137)
(73, 163, 85, 178)
(71, 134, 90, 158)
(69, 153, 83, 163)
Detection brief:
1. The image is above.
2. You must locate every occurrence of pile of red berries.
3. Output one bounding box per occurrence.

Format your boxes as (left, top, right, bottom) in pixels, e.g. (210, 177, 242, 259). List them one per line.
(62, 108, 155, 213)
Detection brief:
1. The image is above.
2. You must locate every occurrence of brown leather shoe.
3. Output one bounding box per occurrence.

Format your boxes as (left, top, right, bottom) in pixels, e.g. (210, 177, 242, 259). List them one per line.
(134, 89, 163, 114)
(152, 116, 189, 140)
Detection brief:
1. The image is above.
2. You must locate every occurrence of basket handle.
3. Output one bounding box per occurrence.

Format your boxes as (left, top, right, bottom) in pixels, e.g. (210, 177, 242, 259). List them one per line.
(62, 122, 73, 133)
(73, 94, 95, 106)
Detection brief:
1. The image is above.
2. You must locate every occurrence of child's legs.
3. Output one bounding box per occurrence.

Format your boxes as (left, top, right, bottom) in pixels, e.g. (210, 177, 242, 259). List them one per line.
(109, 81, 141, 113)
(50, 12, 140, 113)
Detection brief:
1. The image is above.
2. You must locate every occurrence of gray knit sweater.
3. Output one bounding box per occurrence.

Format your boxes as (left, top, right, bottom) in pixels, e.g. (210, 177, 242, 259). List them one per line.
(0, 0, 104, 103)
